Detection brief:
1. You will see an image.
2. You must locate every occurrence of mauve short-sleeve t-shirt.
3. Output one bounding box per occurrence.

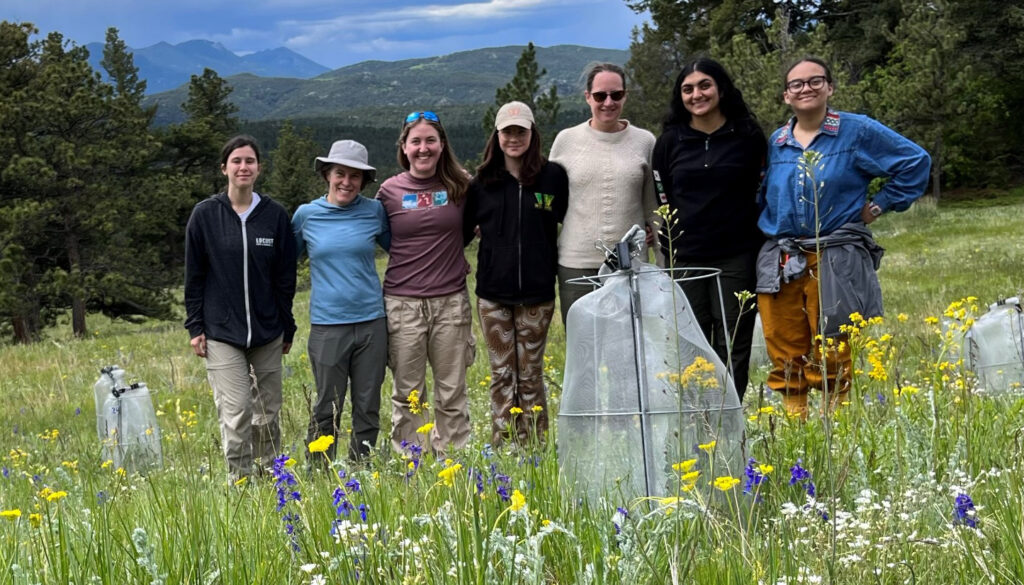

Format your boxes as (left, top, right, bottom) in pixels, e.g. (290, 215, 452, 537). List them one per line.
(377, 171, 468, 297)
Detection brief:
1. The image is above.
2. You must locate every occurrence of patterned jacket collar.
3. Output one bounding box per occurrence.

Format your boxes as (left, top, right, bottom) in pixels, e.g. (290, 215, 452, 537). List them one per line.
(775, 109, 841, 144)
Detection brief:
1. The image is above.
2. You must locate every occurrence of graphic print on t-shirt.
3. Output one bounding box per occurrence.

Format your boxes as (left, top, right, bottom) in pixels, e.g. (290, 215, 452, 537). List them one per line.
(402, 190, 450, 210)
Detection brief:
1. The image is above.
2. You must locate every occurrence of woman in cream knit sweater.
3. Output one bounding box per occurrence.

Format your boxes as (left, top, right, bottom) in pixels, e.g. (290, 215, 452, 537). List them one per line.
(550, 62, 659, 325)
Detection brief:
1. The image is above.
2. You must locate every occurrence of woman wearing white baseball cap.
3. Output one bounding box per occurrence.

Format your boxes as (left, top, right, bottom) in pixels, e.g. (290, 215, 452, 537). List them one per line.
(292, 139, 391, 463)
(464, 101, 568, 445)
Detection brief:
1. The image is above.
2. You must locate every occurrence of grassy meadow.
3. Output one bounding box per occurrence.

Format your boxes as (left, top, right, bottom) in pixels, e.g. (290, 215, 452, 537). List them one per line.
(2, 190, 1024, 584)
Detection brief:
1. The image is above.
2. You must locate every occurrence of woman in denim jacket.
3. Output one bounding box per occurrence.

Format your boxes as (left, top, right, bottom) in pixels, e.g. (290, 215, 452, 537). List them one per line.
(756, 57, 931, 418)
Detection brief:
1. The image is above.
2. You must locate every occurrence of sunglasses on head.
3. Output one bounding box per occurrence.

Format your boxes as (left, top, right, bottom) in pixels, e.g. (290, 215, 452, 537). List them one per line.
(590, 90, 626, 102)
(404, 111, 441, 124)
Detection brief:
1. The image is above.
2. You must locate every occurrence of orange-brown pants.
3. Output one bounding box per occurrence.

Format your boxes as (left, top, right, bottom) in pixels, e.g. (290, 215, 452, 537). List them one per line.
(758, 252, 852, 397)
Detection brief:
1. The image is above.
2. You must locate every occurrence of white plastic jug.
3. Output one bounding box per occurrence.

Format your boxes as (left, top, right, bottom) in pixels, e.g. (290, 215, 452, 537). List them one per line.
(969, 297, 1024, 393)
(93, 366, 125, 440)
(96, 367, 163, 472)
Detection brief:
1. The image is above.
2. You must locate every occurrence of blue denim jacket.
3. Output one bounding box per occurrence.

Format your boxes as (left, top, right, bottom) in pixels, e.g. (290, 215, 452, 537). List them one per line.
(758, 110, 931, 238)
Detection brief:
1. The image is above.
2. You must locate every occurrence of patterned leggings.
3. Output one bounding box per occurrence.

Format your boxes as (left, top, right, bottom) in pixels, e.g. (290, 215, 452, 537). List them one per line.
(477, 298, 555, 445)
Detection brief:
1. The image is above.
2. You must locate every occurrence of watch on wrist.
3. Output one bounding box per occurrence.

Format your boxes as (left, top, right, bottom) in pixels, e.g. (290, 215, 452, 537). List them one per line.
(868, 203, 883, 217)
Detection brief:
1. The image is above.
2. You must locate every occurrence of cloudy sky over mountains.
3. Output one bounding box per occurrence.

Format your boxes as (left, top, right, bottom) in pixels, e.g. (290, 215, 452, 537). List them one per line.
(6, 0, 648, 69)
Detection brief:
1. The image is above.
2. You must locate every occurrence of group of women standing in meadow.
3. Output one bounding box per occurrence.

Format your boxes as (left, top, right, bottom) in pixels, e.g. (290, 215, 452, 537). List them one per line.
(184, 56, 930, 479)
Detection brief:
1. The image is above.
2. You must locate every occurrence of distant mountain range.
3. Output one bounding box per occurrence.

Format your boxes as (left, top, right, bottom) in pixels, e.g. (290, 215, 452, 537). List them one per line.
(137, 44, 630, 125)
(85, 39, 330, 93)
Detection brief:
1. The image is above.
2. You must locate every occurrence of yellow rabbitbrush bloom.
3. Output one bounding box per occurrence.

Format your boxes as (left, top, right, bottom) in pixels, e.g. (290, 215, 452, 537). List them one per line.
(1, 509, 21, 520)
(308, 435, 335, 453)
(438, 463, 463, 487)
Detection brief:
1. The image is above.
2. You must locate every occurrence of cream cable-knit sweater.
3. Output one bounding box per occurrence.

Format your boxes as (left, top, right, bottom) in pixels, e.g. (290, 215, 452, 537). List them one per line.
(550, 119, 658, 269)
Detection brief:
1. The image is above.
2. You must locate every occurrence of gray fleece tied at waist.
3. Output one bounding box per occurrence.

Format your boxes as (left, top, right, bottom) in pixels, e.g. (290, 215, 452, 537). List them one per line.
(755, 222, 885, 337)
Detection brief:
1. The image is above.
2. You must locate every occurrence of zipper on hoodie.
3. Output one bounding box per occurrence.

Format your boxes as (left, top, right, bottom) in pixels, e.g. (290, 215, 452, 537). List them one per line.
(704, 136, 711, 168)
(517, 183, 523, 292)
(240, 218, 253, 348)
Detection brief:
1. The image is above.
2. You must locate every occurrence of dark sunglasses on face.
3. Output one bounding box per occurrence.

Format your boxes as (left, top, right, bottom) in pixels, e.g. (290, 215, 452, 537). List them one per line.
(590, 90, 626, 103)
(785, 76, 828, 93)
(405, 111, 441, 124)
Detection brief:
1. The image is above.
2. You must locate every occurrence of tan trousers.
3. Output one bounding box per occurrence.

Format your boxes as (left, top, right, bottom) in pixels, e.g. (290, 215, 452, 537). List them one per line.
(206, 335, 283, 480)
(758, 252, 852, 398)
(477, 298, 554, 445)
(385, 290, 475, 455)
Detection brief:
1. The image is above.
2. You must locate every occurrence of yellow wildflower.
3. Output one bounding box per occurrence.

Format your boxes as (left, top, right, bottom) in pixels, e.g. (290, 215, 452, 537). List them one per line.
(712, 476, 741, 491)
(509, 489, 526, 511)
(233, 477, 248, 487)
(408, 389, 424, 415)
(308, 435, 335, 453)
(509, 407, 524, 415)
(758, 464, 774, 475)
(531, 405, 543, 413)
(897, 313, 908, 323)
(672, 458, 697, 473)
(45, 490, 68, 503)
(416, 422, 435, 435)
(29, 513, 42, 527)
(542, 519, 551, 527)
(438, 463, 463, 486)
(698, 440, 716, 453)
(284, 457, 297, 468)
(1, 509, 21, 520)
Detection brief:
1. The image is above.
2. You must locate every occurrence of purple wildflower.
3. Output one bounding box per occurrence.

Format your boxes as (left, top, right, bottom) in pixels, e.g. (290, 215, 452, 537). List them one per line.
(954, 493, 977, 528)
(358, 503, 369, 522)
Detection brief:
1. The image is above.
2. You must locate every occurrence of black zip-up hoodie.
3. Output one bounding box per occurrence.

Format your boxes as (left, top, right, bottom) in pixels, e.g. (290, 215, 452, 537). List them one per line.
(463, 161, 569, 305)
(653, 117, 767, 261)
(184, 192, 297, 348)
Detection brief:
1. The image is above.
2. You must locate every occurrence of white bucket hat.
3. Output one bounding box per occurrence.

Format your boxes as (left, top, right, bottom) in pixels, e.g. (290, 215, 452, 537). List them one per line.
(314, 140, 376, 183)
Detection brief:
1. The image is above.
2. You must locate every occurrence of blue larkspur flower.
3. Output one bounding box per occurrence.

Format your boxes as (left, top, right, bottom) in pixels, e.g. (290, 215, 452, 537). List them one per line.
(789, 459, 816, 497)
(346, 478, 361, 493)
(1, 466, 8, 479)
(954, 492, 977, 528)
(743, 458, 766, 495)
(358, 503, 368, 522)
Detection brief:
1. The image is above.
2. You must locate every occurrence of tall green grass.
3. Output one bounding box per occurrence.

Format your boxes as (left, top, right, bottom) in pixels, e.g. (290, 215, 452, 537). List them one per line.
(1, 196, 1023, 584)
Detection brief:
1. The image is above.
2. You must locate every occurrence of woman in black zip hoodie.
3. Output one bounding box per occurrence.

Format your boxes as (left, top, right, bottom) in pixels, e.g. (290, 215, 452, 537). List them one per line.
(463, 102, 568, 446)
(184, 135, 297, 482)
(653, 58, 767, 401)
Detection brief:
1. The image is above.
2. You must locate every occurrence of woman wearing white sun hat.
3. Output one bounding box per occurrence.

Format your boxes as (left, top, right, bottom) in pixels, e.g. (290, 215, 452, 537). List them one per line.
(293, 139, 391, 462)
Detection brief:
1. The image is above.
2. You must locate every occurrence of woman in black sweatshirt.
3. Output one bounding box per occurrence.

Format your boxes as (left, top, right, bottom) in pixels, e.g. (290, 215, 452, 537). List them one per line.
(464, 102, 568, 446)
(653, 58, 767, 400)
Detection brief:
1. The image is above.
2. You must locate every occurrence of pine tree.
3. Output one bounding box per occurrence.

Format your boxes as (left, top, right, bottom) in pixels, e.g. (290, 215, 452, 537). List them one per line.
(0, 27, 179, 340)
(264, 121, 325, 214)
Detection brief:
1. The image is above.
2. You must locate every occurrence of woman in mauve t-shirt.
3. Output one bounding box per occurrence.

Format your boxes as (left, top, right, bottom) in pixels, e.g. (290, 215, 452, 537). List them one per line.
(376, 111, 473, 456)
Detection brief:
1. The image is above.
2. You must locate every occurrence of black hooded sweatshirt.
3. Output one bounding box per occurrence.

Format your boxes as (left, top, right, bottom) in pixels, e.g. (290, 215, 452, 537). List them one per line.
(653, 117, 767, 262)
(463, 161, 569, 305)
(184, 192, 297, 348)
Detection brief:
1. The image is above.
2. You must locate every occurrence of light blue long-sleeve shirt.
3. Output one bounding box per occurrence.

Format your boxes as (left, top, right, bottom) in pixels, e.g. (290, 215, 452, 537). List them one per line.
(758, 110, 931, 238)
(292, 195, 391, 325)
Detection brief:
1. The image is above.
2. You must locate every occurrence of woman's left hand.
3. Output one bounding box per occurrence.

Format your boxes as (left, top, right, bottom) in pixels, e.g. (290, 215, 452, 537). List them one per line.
(282, 342, 292, 355)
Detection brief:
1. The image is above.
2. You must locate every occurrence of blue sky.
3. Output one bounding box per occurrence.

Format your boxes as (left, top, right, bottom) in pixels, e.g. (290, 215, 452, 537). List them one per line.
(5, 0, 649, 69)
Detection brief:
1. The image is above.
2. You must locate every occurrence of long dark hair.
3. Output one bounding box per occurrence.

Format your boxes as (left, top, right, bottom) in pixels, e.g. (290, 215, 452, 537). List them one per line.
(396, 117, 469, 204)
(475, 123, 544, 186)
(663, 58, 755, 130)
